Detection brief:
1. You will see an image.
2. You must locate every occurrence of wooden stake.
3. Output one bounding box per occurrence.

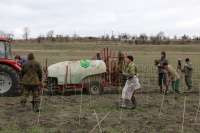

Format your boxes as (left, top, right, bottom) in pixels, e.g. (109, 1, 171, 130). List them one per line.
(89, 77, 91, 105)
(90, 111, 111, 133)
(79, 89, 83, 126)
(159, 93, 165, 118)
(37, 82, 44, 126)
(93, 109, 102, 133)
(62, 83, 65, 109)
(119, 103, 123, 123)
(194, 85, 200, 123)
(147, 76, 150, 107)
(140, 65, 144, 95)
(173, 82, 176, 106)
(181, 97, 186, 133)
(118, 73, 123, 123)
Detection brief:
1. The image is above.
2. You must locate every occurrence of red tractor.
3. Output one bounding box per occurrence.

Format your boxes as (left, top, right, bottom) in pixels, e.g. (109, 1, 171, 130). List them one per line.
(0, 37, 21, 96)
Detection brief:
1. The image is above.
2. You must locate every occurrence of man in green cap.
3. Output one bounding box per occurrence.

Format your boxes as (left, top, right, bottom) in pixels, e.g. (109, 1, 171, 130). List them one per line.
(20, 52, 42, 112)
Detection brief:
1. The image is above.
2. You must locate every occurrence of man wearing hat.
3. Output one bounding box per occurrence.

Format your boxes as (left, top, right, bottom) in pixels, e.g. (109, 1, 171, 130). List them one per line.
(155, 51, 169, 93)
(20, 53, 42, 112)
(121, 55, 141, 109)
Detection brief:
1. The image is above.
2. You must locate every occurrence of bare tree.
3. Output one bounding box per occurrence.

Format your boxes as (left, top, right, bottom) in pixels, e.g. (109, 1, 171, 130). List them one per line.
(111, 31, 115, 41)
(193, 35, 199, 40)
(121, 33, 131, 43)
(150, 35, 157, 44)
(56, 34, 64, 42)
(72, 31, 77, 40)
(117, 34, 122, 42)
(0, 30, 5, 37)
(37, 33, 43, 43)
(65, 35, 70, 42)
(138, 33, 148, 43)
(182, 34, 190, 40)
(46, 30, 54, 43)
(101, 35, 105, 41)
(157, 31, 165, 40)
(105, 34, 109, 42)
(173, 35, 177, 40)
(0, 31, 14, 40)
(22, 27, 30, 42)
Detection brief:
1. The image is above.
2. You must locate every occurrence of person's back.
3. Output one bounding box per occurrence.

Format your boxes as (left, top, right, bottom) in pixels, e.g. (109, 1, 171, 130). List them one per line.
(20, 53, 42, 112)
(21, 59, 42, 85)
(166, 65, 180, 81)
(163, 63, 182, 95)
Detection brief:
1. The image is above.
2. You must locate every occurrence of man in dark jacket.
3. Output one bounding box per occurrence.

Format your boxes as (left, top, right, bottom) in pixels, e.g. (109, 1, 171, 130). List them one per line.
(155, 51, 169, 93)
(20, 53, 42, 112)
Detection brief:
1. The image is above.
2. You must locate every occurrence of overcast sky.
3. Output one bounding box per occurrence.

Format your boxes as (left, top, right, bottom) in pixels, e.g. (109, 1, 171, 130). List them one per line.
(1, 0, 200, 39)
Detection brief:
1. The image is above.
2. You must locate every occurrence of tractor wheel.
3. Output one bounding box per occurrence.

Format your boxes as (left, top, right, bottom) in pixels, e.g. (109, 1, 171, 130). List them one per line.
(0, 64, 20, 96)
(86, 81, 104, 95)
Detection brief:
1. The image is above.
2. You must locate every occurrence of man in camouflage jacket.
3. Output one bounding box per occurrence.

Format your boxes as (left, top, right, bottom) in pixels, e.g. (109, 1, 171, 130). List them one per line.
(121, 55, 138, 109)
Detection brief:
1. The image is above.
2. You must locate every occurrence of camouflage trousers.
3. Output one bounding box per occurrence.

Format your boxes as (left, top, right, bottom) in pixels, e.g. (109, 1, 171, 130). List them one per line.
(185, 76, 193, 90)
(21, 84, 41, 102)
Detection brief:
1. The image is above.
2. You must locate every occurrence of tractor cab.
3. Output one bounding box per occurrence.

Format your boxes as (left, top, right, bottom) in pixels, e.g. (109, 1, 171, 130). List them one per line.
(0, 37, 12, 59)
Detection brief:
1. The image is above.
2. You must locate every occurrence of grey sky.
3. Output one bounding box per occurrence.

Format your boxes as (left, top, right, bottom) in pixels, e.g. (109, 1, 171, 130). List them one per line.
(1, 0, 200, 39)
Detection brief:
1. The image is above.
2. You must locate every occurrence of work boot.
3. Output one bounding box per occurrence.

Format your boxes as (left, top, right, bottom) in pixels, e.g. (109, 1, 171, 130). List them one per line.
(189, 87, 193, 92)
(164, 87, 168, 95)
(176, 90, 183, 96)
(119, 99, 129, 109)
(34, 102, 41, 112)
(31, 100, 35, 110)
(129, 100, 137, 109)
(19, 101, 26, 111)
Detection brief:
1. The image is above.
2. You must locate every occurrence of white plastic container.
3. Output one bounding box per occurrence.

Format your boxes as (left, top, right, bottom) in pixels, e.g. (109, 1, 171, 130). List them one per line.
(47, 60, 106, 85)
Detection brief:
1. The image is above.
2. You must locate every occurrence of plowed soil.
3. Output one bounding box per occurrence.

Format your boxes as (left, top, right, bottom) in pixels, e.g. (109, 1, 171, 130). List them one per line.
(1, 88, 200, 133)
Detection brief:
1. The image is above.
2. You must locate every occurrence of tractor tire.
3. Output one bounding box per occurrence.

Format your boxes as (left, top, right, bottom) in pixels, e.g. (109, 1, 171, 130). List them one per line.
(0, 64, 20, 96)
(86, 81, 104, 95)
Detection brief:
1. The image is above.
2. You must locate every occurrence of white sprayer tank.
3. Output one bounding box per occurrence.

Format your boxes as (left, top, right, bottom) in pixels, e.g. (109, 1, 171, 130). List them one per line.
(47, 60, 106, 85)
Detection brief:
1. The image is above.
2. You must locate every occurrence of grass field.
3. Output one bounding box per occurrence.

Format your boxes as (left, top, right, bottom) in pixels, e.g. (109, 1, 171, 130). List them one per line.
(1, 41, 200, 132)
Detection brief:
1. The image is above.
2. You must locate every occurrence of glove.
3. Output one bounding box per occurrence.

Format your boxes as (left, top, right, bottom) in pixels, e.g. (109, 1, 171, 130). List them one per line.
(177, 66, 181, 69)
(39, 80, 43, 85)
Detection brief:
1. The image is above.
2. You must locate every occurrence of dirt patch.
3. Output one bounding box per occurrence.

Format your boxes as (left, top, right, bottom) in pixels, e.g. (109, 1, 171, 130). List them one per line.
(0, 89, 200, 132)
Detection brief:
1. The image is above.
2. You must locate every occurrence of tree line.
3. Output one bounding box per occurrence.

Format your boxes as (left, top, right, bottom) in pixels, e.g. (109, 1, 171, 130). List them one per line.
(1, 27, 200, 45)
